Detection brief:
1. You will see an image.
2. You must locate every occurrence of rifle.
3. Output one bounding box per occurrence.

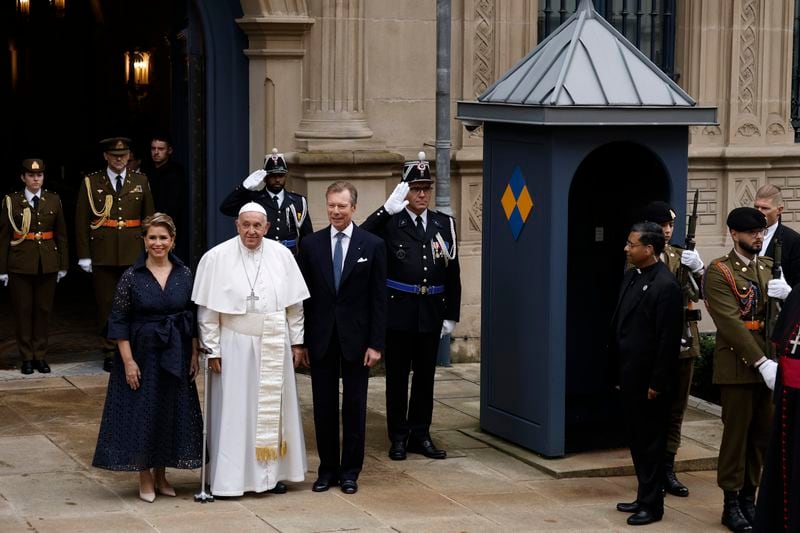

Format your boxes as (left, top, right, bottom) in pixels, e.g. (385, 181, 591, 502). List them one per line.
(765, 237, 782, 359)
(678, 190, 702, 350)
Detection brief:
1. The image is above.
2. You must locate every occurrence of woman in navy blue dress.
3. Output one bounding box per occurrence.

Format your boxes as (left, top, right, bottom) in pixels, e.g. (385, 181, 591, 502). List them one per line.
(93, 213, 203, 502)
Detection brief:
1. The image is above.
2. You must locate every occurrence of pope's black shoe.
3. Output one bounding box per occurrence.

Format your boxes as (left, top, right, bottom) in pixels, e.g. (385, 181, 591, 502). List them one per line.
(20, 360, 34, 375)
(340, 480, 358, 494)
(406, 439, 447, 459)
(389, 441, 407, 461)
(103, 356, 113, 372)
(616, 501, 641, 513)
(34, 359, 51, 374)
(312, 476, 338, 492)
(722, 492, 753, 532)
(267, 481, 287, 494)
(627, 510, 662, 526)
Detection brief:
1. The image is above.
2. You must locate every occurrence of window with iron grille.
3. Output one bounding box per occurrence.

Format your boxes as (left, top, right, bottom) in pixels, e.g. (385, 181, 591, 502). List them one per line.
(538, 0, 676, 80)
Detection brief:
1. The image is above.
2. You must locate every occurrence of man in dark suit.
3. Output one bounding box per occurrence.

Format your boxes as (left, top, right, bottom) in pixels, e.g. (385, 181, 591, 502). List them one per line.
(754, 184, 800, 286)
(297, 181, 387, 495)
(610, 221, 682, 526)
(361, 151, 461, 461)
(219, 148, 312, 254)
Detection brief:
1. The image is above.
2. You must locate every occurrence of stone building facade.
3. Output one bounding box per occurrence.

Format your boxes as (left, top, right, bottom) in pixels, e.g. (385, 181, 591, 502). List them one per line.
(234, 0, 800, 356)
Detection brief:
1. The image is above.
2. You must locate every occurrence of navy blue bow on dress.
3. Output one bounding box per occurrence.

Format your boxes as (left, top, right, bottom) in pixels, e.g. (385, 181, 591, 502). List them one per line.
(133, 310, 193, 378)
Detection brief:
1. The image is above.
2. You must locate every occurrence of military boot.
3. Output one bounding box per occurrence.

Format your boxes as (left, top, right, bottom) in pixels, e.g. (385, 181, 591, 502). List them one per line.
(664, 452, 689, 497)
(737, 484, 756, 525)
(722, 491, 752, 532)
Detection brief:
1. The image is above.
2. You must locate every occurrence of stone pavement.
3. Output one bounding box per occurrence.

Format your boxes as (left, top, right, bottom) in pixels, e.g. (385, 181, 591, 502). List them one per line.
(0, 361, 730, 532)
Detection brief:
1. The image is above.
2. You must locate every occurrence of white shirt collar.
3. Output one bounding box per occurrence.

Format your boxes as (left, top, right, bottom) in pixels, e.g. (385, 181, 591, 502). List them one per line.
(759, 221, 779, 257)
(330, 222, 354, 240)
(107, 168, 127, 180)
(271, 189, 285, 205)
(405, 208, 428, 226)
(24, 189, 41, 203)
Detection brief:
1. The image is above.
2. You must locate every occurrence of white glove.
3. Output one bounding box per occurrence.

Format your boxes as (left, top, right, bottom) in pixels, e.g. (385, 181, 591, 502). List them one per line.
(440, 319, 456, 339)
(78, 258, 92, 273)
(383, 182, 410, 215)
(243, 169, 267, 191)
(0, 274, 7, 287)
(680, 249, 704, 273)
(757, 359, 778, 390)
(768, 278, 792, 300)
(56, 270, 67, 283)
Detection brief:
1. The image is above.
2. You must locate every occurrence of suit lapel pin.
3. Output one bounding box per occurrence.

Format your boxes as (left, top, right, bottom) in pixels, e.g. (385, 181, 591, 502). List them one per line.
(642, 285, 648, 291)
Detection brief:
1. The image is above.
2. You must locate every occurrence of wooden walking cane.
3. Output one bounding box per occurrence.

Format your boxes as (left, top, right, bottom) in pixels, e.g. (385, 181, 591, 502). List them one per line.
(194, 346, 215, 503)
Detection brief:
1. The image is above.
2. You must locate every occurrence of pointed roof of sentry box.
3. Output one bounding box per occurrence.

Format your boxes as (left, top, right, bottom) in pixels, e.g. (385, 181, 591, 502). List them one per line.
(480, 0, 692, 107)
(457, 0, 717, 126)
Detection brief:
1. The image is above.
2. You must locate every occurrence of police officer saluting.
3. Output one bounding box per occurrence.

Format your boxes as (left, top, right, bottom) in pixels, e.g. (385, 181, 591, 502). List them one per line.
(361, 151, 461, 461)
(219, 148, 312, 253)
(75, 137, 154, 372)
(0, 159, 68, 374)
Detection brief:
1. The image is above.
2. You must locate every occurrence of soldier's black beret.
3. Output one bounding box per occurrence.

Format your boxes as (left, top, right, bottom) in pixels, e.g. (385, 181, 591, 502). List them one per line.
(21, 158, 45, 173)
(639, 201, 676, 224)
(726, 207, 767, 231)
(264, 148, 288, 175)
(402, 151, 433, 184)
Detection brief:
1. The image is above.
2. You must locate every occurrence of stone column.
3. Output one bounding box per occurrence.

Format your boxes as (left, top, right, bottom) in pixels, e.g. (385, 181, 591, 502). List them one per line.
(294, 0, 379, 149)
(237, 1, 314, 169)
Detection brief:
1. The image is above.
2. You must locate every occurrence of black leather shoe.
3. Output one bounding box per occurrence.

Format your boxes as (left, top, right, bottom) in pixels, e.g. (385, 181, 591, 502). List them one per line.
(722, 498, 753, 532)
(312, 477, 338, 492)
(340, 480, 358, 494)
(406, 439, 447, 459)
(389, 441, 407, 461)
(737, 495, 756, 525)
(20, 360, 34, 375)
(616, 501, 641, 513)
(34, 359, 51, 374)
(268, 481, 287, 494)
(664, 470, 689, 497)
(103, 356, 113, 372)
(627, 510, 662, 526)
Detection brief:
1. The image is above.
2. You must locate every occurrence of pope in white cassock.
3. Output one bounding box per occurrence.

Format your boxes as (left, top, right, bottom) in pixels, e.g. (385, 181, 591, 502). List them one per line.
(192, 202, 310, 496)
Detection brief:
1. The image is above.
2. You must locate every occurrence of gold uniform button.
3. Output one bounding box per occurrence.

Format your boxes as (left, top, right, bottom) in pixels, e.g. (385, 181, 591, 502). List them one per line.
(742, 267, 747, 272)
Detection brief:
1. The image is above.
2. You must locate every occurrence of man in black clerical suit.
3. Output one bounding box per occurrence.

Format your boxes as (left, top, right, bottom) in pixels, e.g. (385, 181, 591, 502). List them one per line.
(219, 148, 312, 254)
(610, 221, 682, 526)
(754, 184, 800, 287)
(297, 181, 387, 495)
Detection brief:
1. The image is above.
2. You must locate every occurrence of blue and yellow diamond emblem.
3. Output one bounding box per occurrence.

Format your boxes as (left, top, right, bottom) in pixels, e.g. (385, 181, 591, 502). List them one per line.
(500, 166, 533, 240)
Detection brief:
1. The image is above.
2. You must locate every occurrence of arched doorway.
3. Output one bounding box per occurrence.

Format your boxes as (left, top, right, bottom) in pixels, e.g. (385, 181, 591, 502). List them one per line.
(564, 141, 671, 452)
(0, 0, 248, 369)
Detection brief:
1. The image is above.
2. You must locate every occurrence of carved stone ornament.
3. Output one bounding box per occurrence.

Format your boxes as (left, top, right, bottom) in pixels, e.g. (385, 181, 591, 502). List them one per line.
(736, 123, 761, 137)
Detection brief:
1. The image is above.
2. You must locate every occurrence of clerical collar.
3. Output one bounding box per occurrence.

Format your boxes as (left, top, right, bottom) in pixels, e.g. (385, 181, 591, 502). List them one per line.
(734, 249, 757, 266)
(330, 222, 354, 239)
(635, 261, 659, 275)
(23, 189, 41, 202)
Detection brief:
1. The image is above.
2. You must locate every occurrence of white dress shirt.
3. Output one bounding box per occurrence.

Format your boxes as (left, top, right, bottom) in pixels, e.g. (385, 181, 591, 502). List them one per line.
(106, 168, 128, 192)
(23, 188, 41, 205)
(330, 222, 354, 271)
(759, 221, 779, 257)
(405, 207, 428, 230)
(270, 190, 285, 207)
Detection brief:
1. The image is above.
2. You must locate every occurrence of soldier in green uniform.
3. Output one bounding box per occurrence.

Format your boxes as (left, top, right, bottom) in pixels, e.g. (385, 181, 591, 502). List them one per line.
(75, 138, 154, 371)
(639, 201, 704, 498)
(0, 159, 68, 374)
(704, 207, 783, 532)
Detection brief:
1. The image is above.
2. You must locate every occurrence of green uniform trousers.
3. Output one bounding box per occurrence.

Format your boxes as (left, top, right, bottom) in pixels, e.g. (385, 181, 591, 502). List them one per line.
(9, 272, 57, 361)
(717, 383, 773, 491)
(666, 357, 695, 455)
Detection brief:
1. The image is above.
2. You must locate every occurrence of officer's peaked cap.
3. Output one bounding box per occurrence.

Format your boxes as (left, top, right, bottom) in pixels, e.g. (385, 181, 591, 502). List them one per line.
(264, 148, 288, 175)
(402, 151, 433, 184)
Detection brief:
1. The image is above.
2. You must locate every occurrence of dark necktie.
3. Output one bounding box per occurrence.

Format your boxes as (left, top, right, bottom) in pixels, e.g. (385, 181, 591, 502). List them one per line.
(115, 175, 123, 194)
(415, 215, 425, 240)
(272, 195, 280, 209)
(32, 196, 39, 210)
(333, 232, 344, 292)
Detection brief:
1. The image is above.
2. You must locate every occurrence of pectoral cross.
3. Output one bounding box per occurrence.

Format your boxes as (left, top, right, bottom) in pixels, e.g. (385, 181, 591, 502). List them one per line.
(790, 327, 800, 355)
(247, 290, 260, 312)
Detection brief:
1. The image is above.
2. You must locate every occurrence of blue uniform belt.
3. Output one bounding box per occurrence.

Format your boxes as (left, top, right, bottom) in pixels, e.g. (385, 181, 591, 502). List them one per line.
(386, 279, 445, 295)
(281, 239, 297, 248)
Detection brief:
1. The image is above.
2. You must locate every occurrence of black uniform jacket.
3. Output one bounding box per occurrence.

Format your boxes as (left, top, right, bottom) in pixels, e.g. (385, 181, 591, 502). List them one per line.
(764, 222, 800, 287)
(219, 186, 313, 245)
(297, 224, 387, 363)
(360, 206, 461, 333)
(610, 261, 683, 394)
